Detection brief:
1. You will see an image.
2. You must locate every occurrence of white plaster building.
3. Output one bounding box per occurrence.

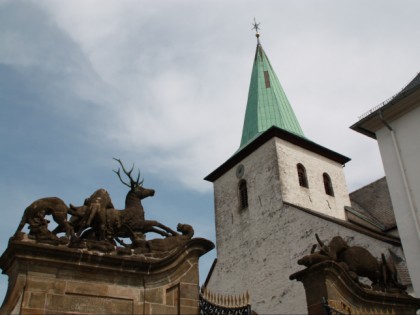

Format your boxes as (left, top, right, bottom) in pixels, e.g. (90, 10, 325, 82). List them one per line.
(351, 72, 420, 296)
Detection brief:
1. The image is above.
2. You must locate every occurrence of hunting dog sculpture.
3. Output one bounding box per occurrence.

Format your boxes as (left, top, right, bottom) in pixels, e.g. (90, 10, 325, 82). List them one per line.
(14, 197, 74, 243)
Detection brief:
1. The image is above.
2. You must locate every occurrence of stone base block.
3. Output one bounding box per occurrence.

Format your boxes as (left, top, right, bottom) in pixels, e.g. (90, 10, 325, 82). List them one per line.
(0, 238, 214, 314)
(290, 261, 420, 315)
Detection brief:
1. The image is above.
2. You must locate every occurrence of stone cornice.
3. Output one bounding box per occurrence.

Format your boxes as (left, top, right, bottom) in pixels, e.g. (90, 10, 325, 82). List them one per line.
(1, 237, 214, 279)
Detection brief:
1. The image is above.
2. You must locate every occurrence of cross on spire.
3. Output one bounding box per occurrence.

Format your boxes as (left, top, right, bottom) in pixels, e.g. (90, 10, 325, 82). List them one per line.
(251, 18, 260, 33)
(251, 18, 261, 44)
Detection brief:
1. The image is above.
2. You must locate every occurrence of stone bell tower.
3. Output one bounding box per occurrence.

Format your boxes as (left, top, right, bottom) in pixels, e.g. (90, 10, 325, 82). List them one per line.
(204, 27, 353, 314)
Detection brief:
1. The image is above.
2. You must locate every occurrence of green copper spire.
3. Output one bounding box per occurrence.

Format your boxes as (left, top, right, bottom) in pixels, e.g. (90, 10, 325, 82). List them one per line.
(240, 25, 304, 148)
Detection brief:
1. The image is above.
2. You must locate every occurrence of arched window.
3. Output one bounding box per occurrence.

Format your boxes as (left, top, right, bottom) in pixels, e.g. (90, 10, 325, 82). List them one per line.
(323, 173, 334, 196)
(297, 163, 308, 188)
(239, 180, 249, 210)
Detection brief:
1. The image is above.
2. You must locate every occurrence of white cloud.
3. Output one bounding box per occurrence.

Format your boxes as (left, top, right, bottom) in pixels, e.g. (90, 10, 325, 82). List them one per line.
(4, 0, 419, 194)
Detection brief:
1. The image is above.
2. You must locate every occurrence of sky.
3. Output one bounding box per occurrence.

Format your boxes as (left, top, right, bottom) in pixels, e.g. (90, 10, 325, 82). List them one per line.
(1, 0, 420, 302)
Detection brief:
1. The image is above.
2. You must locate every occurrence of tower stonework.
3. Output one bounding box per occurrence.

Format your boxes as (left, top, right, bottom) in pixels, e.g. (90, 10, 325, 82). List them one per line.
(204, 34, 406, 314)
(275, 137, 350, 220)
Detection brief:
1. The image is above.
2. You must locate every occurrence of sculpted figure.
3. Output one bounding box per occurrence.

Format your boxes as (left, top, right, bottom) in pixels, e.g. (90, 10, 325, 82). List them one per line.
(108, 159, 178, 239)
(14, 197, 74, 242)
(147, 223, 194, 252)
(76, 159, 178, 245)
(378, 253, 407, 292)
(298, 234, 405, 292)
(11, 159, 186, 257)
(117, 223, 194, 256)
(337, 244, 380, 283)
(66, 188, 115, 238)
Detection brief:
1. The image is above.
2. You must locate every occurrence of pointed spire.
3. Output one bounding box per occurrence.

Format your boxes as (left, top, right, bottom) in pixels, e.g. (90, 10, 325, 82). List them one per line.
(239, 21, 305, 149)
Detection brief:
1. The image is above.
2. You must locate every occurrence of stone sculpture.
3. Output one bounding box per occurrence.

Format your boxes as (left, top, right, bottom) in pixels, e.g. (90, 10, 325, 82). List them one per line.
(116, 223, 195, 256)
(11, 159, 193, 260)
(297, 234, 406, 293)
(14, 197, 74, 243)
(67, 188, 115, 237)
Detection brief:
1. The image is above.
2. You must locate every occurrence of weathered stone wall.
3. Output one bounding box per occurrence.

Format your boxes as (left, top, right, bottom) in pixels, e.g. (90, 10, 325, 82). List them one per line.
(0, 239, 213, 314)
(208, 135, 404, 314)
(291, 260, 420, 315)
(275, 138, 350, 220)
(209, 200, 402, 314)
(213, 139, 283, 260)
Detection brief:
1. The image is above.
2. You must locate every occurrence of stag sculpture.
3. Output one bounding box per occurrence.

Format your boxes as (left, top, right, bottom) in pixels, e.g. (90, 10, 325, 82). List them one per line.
(77, 159, 178, 243)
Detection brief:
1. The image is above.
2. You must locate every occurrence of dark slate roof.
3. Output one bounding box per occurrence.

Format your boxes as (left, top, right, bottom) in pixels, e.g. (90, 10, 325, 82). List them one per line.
(205, 126, 350, 182)
(349, 177, 396, 231)
(399, 72, 420, 95)
(345, 203, 386, 231)
(283, 201, 400, 245)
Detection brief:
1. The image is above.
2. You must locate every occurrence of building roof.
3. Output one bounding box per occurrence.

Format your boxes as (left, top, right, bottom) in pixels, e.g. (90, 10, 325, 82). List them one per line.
(282, 201, 401, 246)
(399, 72, 420, 95)
(348, 177, 397, 231)
(205, 126, 350, 182)
(239, 38, 304, 149)
(351, 72, 420, 138)
(345, 203, 386, 232)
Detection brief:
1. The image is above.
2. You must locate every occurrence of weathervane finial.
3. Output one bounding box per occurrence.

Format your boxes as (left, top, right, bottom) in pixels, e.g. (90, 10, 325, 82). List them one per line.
(251, 18, 261, 44)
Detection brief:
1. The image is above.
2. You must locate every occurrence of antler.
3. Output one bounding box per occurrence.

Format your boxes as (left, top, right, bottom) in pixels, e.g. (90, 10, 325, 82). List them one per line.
(113, 158, 143, 189)
(315, 233, 324, 247)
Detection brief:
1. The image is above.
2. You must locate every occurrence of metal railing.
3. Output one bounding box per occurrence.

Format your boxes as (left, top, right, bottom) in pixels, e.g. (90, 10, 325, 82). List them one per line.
(357, 72, 420, 121)
(200, 288, 252, 315)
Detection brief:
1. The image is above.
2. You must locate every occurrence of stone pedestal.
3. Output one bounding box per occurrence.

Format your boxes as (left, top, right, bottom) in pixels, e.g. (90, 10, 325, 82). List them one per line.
(290, 261, 420, 315)
(0, 238, 214, 314)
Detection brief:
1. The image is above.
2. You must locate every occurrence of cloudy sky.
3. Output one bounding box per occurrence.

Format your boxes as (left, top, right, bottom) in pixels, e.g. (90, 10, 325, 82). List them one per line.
(1, 0, 420, 301)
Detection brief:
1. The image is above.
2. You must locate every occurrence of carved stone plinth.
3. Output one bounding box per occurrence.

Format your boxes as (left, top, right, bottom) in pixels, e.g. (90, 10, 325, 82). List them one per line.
(290, 261, 420, 315)
(0, 238, 214, 314)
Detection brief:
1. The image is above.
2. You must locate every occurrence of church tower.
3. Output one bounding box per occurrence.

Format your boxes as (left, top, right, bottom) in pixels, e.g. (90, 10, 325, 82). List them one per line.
(205, 27, 351, 220)
(204, 26, 353, 313)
